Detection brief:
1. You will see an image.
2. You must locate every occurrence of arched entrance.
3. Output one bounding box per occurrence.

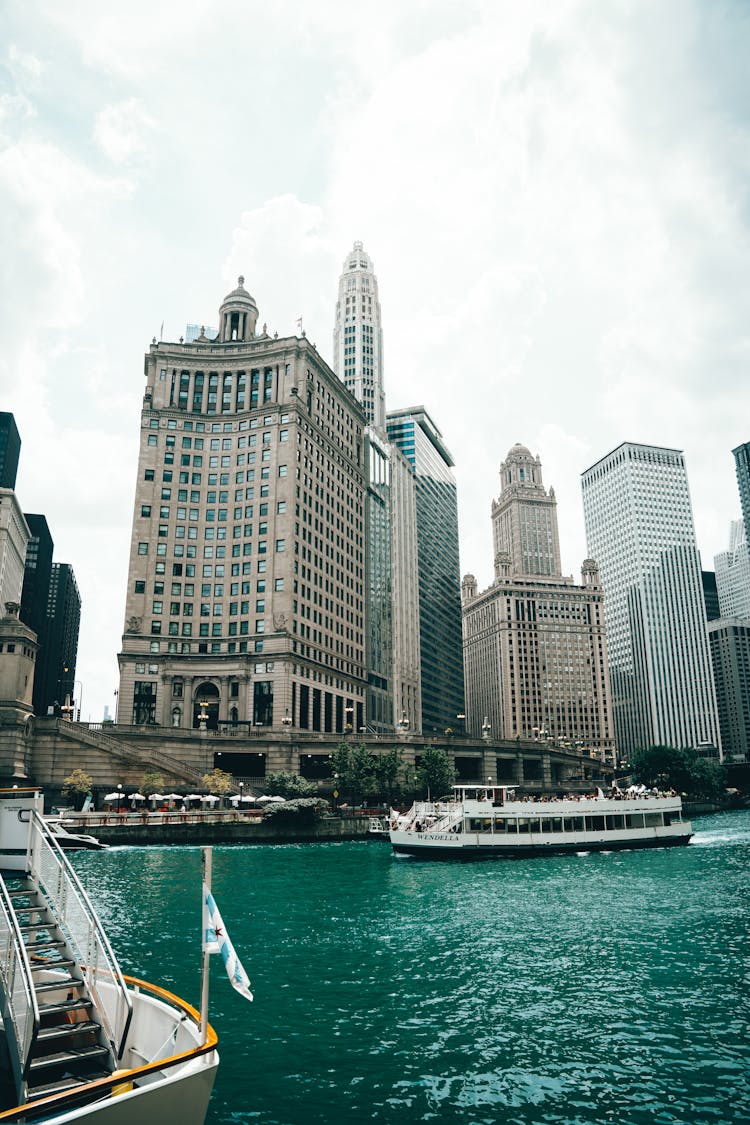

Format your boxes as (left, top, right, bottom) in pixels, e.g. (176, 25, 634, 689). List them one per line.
(193, 682, 220, 730)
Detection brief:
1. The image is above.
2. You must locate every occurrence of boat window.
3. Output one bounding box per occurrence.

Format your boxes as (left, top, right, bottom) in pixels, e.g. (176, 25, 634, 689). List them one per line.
(663, 813, 672, 826)
(516, 818, 533, 834)
(564, 816, 584, 833)
(625, 813, 644, 829)
(643, 812, 663, 827)
(494, 818, 508, 833)
(506, 819, 518, 833)
(606, 815, 625, 830)
(586, 815, 605, 832)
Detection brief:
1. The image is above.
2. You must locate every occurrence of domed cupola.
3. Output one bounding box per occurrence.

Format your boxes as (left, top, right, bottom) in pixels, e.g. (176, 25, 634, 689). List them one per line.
(218, 276, 259, 343)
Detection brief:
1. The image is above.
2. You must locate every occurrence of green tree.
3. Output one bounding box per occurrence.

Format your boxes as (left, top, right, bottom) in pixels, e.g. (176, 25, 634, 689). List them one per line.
(330, 742, 375, 806)
(416, 745, 456, 800)
(61, 769, 93, 810)
(264, 771, 317, 799)
(201, 768, 233, 796)
(373, 748, 404, 806)
(632, 745, 726, 798)
(141, 771, 164, 797)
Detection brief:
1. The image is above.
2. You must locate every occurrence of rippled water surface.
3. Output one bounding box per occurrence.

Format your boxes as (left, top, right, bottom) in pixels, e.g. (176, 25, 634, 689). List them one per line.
(72, 810, 750, 1125)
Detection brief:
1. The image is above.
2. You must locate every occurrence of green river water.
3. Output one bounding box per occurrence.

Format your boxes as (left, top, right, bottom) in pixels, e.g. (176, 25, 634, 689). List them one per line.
(72, 809, 750, 1125)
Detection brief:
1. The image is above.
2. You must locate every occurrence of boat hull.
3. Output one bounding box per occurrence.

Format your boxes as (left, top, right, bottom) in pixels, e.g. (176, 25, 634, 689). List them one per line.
(45, 1060, 217, 1125)
(391, 830, 693, 860)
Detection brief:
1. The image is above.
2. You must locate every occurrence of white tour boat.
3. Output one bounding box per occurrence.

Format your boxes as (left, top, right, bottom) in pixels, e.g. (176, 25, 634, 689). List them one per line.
(0, 789, 219, 1124)
(390, 784, 693, 858)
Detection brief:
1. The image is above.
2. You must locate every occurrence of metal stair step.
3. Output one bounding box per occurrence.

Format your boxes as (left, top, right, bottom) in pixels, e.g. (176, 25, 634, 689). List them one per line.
(29, 1045, 111, 1073)
(26, 1070, 111, 1099)
(36, 1021, 100, 1043)
(38, 998, 90, 1018)
(34, 976, 83, 993)
(29, 957, 76, 972)
(24, 938, 67, 952)
(20, 921, 53, 934)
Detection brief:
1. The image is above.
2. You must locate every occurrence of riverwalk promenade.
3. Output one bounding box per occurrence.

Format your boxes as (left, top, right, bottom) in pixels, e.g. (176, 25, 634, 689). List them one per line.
(62, 808, 375, 846)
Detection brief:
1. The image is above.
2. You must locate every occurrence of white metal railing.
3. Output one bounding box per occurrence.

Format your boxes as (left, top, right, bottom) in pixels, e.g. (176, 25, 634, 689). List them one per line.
(0, 878, 39, 1098)
(25, 811, 133, 1059)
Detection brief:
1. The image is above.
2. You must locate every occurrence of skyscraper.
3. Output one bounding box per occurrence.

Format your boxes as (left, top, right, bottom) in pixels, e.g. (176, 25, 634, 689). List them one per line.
(118, 277, 368, 737)
(732, 441, 750, 535)
(34, 563, 81, 714)
(0, 489, 29, 610)
(0, 413, 21, 491)
(714, 519, 750, 619)
(708, 618, 750, 762)
(462, 443, 615, 760)
(20, 514, 54, 715)
(333, 242, 385, 431)
(387, 406, 464, 733)
(581, 442, 720, 758)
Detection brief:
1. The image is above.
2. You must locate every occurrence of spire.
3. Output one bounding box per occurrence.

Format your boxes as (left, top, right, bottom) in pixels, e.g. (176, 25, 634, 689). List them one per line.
(333, 241, 385, 430)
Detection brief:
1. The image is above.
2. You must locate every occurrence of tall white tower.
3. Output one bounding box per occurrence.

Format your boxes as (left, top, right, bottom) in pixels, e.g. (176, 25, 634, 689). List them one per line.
(581, 442, 720, 758)
(333, 242, 385, 431)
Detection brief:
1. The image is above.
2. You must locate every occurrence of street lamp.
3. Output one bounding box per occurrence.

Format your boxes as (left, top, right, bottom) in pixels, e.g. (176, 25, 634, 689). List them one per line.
(344, 704, 353, 734)
(117, 783, 123, 813)
(281, 709, 292, 727)
(456, 713, 466, 736)
(333, 772, 339, 813)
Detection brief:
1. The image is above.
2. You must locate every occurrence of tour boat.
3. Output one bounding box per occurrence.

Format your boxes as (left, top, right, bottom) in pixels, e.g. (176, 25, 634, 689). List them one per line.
(0, 789, 219, 1124)
(390, 784, 693, 858)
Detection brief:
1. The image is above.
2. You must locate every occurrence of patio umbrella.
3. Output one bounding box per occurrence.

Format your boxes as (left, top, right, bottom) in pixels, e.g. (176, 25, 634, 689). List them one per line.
(268, 796, 285, 803)
(201, 794, 220, 803)
(128, 793, 145, 801)
(150, 793, 165, 802)
(186, 794, 202, 801)
(103, 793, 120, 802)
(165, 793, 183, 801)
(241, 795, 256, 803)
(256, 795, 273, 803)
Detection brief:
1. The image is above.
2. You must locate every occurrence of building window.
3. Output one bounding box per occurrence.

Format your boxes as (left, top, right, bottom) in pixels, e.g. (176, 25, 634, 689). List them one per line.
(138, 542, 148, 555)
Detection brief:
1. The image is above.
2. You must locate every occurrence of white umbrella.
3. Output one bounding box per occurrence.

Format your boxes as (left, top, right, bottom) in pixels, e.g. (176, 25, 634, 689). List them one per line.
(201, 794, 220, 803)
(256, 795, 273, 803)
(267, 795, 285, 803)
(186, 794, 202, 801)
(165, 793, 183, 801)
(128, 792, 146, 801)
(241, 795, 256, 803)
(150, 793, 165, 802)
(103, 792, 120, 802)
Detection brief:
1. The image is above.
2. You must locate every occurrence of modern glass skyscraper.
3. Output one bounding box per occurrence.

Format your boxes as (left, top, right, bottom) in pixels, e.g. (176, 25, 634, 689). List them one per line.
(20, 514, 54, 715)
(333, 242, 385, 431)
(581, 442, 720, 758)
(0, 413, 21, 491)
(386, 406, 464, 733)
(35, 562, 81, 715)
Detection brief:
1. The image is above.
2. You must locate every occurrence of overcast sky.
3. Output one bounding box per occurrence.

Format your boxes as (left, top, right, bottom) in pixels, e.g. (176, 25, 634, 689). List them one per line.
(1, 0, 749, 721)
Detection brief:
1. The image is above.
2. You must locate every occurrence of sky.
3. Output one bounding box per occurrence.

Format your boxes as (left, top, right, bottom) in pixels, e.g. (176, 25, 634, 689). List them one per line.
(1, 0, 749, 722)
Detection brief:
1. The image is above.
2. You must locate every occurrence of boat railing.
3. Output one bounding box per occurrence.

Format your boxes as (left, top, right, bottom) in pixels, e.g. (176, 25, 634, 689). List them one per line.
(25, 809, 133, 1059)
(0, 877, 40, 1099)
(0, 976, 218, 1124)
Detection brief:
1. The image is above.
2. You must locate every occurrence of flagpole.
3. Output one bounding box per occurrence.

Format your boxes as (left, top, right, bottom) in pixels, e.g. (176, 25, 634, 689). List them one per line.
(200, 846, 212, 1045)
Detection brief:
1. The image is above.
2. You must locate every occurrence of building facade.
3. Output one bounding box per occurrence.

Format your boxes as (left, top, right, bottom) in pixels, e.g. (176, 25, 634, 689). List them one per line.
(581, 442, 720, 758)
(118, 278, 368, 736)
(0, 489, 29, 611)
(708, 618, 750, 763)
(0, 413, 21, 491)
(332, 242, 385, 432)
(20, 514, 54, 715)
(732, 441, 750, 535)
(386, 406, 464, 734)
(701, 571, 720, 622)
(462, 443, 615, 761)
(33, 563, 81, 715)
(714, 519, 750, 619)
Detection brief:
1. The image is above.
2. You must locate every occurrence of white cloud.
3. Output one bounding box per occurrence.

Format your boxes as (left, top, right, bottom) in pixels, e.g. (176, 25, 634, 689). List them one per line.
(93, 98, 156, 164)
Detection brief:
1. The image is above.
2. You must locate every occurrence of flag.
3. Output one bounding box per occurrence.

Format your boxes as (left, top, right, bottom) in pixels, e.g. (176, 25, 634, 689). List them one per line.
(203, 885, 253, 1002)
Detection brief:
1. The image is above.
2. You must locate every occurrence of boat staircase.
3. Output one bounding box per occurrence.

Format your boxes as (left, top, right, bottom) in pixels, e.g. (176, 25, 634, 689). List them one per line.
(0, 794, 132, 1112)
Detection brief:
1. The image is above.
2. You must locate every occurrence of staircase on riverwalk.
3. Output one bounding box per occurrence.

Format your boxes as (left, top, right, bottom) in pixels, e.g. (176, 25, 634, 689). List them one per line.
(59, 720, 204, 787)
